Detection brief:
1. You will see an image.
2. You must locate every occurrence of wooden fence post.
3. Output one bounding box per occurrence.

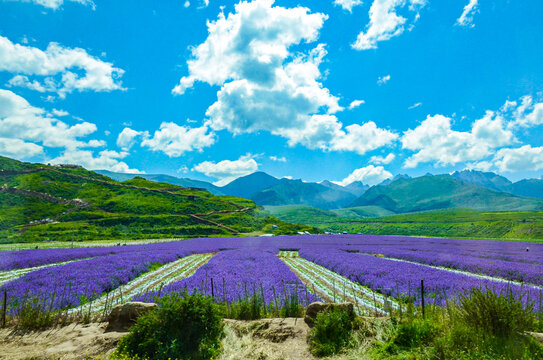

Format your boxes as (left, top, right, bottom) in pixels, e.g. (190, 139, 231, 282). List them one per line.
(2, 289, 6, 328)
(421, 280, 425, 319)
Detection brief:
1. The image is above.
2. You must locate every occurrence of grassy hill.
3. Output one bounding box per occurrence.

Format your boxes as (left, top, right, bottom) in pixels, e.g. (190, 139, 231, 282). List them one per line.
(268, 204, 543, 241)
(350, 175, 543, 212)
(0, 156, 317, 243)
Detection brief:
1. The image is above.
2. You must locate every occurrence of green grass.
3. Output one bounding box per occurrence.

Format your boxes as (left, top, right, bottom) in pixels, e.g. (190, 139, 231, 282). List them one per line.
(269, 206, 543, 242)
(0, 156, 318, 244)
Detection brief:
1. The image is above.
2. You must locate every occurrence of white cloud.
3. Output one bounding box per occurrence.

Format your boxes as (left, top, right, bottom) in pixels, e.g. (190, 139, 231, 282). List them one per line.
(352, 0, 425, 50)
(174, 0, 395, 155)
(335, 165, 392, 186)
(0, 138, 43, 158)
(0, 89, 101, 151)
(7, 0, 95, 10)
(456, 0, 478, 27)
(0, 35, 124, 98)
(0, 89, 139, 172)
(51, 108, 69, 117)
(116, 127, 145, 151)
(51, 149, 142, 173)
(281, 115, 398, 155)
(408, 102, 422, 109)
(507, 95, 543, 128)
(377, 74, 390, 85)
(370, 153, 395, 164)
(348, 99, 365, 109)
(401, 112, 515, 168)
(330, 120, 398, 154)
(184, 1, 190, 8)
(465, 161, 493, 172)
(334, 0, 362, 12)
(140, 122, 215, 157)
(494, 145, 543, 173)
(269, 155, 286, 162)
(193, 154, 258, 186)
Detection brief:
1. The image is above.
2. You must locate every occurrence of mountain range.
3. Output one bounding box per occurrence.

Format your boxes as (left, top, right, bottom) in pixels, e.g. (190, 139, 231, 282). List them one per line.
(98, 169, 543, 215)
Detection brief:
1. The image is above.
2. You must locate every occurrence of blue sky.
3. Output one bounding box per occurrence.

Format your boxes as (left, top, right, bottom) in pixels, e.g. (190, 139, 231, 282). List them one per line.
(0, 0, 542, 186)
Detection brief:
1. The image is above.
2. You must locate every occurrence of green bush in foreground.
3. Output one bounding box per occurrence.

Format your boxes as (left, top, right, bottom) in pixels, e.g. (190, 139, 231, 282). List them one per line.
(434, 287, 543, 359)
(117, 292, 223, 360)
(377, 287, 543, 360)
(308, 307, 355, 357)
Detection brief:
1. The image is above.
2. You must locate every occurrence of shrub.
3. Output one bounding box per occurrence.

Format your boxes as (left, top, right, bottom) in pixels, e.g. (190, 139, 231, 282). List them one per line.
(226, 293, 266, 320)
(308, 307, 354, 357)
(117, 292, 223, 360)
(16, 296, 56, 330)
(456, 287, 537, 340)
(434, 287, 543, 359)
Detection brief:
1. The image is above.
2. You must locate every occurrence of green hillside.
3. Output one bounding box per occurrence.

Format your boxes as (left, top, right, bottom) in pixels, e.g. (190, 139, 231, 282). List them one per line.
(269, 205, 543, 241)
(350, 175, 543, 212)
(0, 156, 317, 243)
(95, 170, 225, 195)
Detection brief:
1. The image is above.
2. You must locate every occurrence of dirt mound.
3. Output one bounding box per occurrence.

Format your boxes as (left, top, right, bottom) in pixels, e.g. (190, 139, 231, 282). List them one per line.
(0, 323, 127, 360)
(0, 318, 315, 360)
(221, 318, 312, 360)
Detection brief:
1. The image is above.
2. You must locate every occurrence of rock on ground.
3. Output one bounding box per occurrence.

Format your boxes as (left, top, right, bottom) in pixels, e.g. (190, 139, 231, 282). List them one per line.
(106, 301, 157, 331)
(304, 302, 355, 327)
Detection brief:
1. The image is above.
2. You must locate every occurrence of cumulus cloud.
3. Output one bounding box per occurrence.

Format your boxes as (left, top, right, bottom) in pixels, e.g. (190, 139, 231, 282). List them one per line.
(173, 0, 394, 155)
(6, 0, 95, 10)
(494, 145, 543, 173)
(0, 89, 100, 151)
(0, 35, 124, 98)
(507, 95, 543, 128)
(281, 115, 398, 155)
(140, 122, 215, 157)
(370, 153, 395, 164)
(348, 99, 365, 109)
(401, 112, 515, 168)
(51, 149, 142, 173)
(334, 0, 362, 12)
(456, 0, 478, 27)
(0, 89, 139, 172)
(193, 154, 259, 186)
(335, 165, 392, 186)
(352, 0, 426, 50)
(0, 138, 43, 158)
(116, 127, 145, 151)
(377, 74, 390, 85)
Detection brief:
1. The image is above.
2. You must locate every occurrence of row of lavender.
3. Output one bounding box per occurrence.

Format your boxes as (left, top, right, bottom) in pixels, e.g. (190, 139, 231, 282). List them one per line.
(1, 241, 222, 312)
(298, 247, 542, 307)
(134, 249, 319, 306)
(341, 243, 543, 286)
(1, 235, 542, 315)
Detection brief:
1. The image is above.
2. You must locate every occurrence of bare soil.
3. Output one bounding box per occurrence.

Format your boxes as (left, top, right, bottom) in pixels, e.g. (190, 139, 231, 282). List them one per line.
(0, 323, 127, 360)
(221, 318, 313, 360)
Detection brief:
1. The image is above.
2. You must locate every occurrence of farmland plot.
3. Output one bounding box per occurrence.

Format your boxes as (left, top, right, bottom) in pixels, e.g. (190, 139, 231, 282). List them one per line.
(73, 253, 214, 314)
(278, 251, 394, 315)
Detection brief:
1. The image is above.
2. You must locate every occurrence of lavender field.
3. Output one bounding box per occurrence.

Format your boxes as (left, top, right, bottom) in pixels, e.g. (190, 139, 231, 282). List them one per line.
(1, 234, 542, 317)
